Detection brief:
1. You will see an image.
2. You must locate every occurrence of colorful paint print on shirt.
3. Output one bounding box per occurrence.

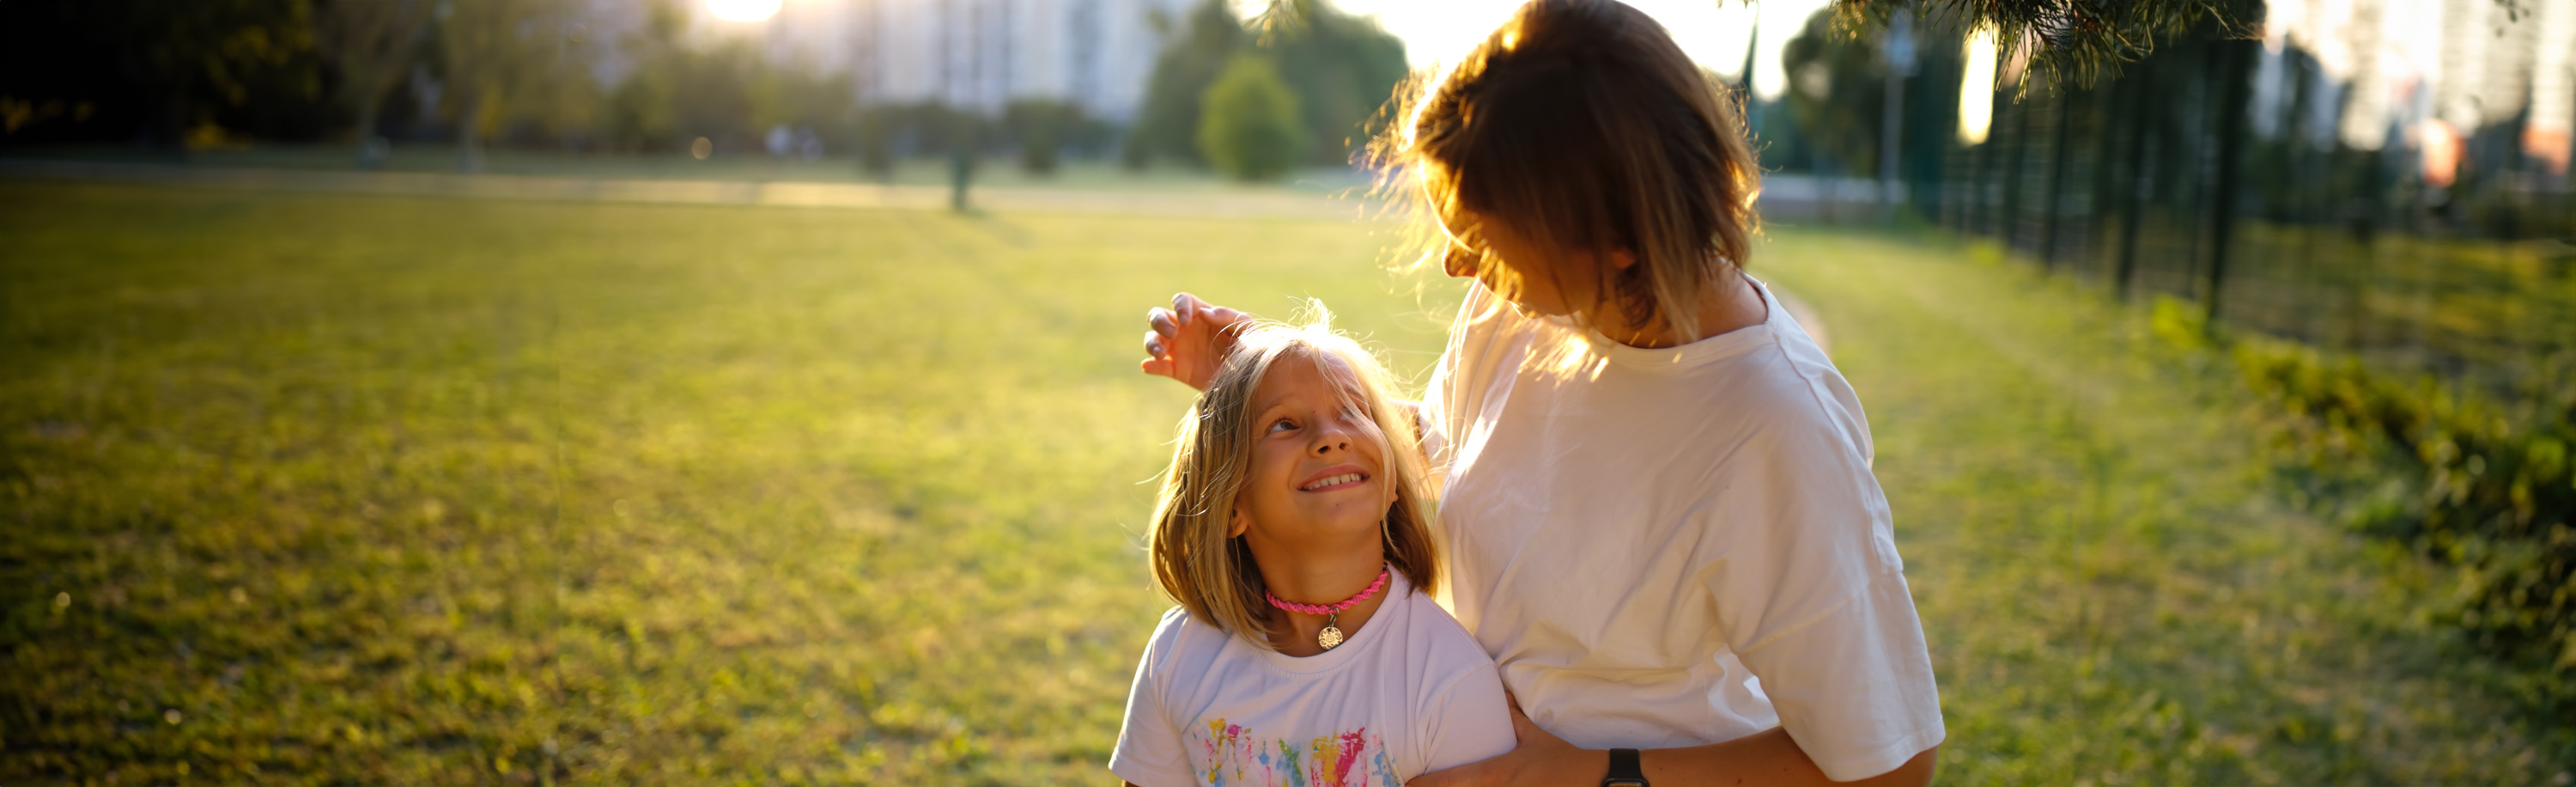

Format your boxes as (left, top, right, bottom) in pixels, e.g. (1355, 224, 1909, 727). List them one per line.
(1187, 718, 1401, 787)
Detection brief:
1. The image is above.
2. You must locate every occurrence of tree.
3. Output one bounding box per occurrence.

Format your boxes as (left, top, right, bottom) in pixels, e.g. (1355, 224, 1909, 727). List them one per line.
(1254, 0, 1407, 165)
(438, 0, 567, 170)
(0, 0, 321, 150)
(1005, 99, 1107, 175)
(1781, 9, 1885, 177)
(1197, 54, 1308, 181)
(313, 0, 430, 166)
(1131, 0, 1247, 167)
(605, 0, 683, 152)
(1240, 0, 2245, 90)
(1132, 0, 1404, 168)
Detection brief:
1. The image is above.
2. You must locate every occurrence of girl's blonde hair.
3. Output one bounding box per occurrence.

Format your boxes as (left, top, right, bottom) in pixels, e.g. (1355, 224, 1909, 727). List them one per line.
(1148, 309, 1439, 650)
(1370, 0, 1762, 344)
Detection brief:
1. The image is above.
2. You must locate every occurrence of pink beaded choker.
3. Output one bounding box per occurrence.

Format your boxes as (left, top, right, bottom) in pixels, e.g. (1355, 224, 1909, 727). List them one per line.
(1263, 565, 1388, 650)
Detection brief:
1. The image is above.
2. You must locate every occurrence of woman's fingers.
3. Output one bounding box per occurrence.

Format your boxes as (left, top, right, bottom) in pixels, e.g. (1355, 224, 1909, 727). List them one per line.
(1173, 292, 1202, 326)
(1140, 330, 1176, 378)
(1148, 307, 1178, 339)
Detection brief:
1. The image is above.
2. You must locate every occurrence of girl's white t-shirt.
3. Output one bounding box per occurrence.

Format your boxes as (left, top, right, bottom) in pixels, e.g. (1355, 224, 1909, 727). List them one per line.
(1109, 571, 1516, 787)
(1420, 279, 1946, 782)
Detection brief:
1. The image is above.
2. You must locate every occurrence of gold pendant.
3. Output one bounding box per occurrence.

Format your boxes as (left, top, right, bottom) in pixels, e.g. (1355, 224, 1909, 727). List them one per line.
(1317, 625, 1344, 650)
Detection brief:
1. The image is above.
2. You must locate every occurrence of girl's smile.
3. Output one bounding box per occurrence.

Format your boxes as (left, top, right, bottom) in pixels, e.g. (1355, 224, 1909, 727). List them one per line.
(1297, 465, 1371, 492)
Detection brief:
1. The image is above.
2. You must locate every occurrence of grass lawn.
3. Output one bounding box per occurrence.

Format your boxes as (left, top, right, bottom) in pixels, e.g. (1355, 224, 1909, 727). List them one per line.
(1, 180, 2567, 785)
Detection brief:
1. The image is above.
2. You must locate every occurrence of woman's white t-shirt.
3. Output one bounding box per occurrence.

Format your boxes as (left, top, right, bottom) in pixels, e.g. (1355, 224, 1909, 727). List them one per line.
(1420, 280, 1945, 782)
(1109, 571, 1516, 787)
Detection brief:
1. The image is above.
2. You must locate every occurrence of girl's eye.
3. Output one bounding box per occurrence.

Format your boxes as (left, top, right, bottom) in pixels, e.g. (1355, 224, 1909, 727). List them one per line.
(1267, 418, 1297, 434)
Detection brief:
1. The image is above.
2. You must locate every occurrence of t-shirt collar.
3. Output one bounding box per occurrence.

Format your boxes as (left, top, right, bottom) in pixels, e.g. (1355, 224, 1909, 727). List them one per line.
(1257, 570, 1413, 674)
(1566, 277, 1781, 373)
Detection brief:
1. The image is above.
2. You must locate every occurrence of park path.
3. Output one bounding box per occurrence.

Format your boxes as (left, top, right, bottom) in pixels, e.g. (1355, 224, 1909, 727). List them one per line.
(0, 158, 1377, 222)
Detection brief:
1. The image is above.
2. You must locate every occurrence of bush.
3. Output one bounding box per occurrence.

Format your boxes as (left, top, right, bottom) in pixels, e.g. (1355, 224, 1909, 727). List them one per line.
(1001, 99, 1108, 175)
(1195, 55, 1308, 182)
(2229, 332, 2576, 678)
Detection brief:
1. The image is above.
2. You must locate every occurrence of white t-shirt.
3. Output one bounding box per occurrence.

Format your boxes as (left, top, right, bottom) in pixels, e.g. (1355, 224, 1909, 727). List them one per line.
(1420, 279, 1945, 782)
(1109, 571, 1516, 787)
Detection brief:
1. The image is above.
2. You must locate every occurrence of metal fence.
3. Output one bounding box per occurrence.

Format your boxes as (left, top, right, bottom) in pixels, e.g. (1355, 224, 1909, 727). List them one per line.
(1929, 27, 2576, 401)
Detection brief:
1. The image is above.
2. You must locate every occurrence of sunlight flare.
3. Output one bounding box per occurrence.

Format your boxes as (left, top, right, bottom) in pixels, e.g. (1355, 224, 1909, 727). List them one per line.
(1956, 27, 1997, 145)
(707, 0, 781, 22)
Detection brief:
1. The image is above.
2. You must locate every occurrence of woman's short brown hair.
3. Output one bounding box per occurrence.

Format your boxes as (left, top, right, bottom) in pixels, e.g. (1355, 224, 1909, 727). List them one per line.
(1146, 309, 1440, 650)
(1373, 0, 1760, 343)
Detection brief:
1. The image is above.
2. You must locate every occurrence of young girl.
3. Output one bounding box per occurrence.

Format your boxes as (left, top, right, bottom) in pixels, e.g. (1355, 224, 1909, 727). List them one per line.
(1139, 2, 1945, 785)
(1111, 315, 1516, 787)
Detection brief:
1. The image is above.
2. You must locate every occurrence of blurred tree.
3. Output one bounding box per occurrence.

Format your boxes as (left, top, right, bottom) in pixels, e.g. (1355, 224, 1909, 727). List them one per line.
(856, 104, 901, 177)
(669, 39, 766, 149)
(1132, 0, 1246, 168)
(1241, 0, 2243, 91)
(1782, 9, 1886, 178)
(1834, 0, 2239, 89)
(0, 0, 322, 150)
(606, 1, 683, 152)
(313, 0, 431, 166)
(1253, 0, 1407, 166)
(438, 0, 568, 170)
(1198, 54, 1309, 181)
(1004, 99, 1107, 175)
(929, 104, 989, 210)
(1133, 0, 1403, 169)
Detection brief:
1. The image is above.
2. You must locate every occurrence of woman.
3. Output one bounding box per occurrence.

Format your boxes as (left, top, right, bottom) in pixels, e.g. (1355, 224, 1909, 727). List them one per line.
(1137, 3, 1942, 784)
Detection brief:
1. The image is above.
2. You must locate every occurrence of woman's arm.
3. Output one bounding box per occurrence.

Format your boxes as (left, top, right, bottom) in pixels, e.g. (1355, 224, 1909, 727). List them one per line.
(1409, 700, 1936, 787)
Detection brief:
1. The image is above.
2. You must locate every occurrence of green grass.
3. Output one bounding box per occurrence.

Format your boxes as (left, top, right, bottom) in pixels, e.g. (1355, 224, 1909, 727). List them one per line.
(1758, 235, 2573, 784)
(0, 180, 2567, 784)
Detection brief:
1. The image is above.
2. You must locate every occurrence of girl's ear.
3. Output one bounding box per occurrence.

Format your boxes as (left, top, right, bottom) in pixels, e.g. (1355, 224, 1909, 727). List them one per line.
(1605, 247, 1639, 271)
(1225, 509, 1250, 539)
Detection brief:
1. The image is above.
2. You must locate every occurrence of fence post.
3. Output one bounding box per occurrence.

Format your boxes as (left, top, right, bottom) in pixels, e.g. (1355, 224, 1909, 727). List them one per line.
(2002, 91, 2032, 253)
(2204, 39, 2257, 330)
(2116, 59, 2157, 297)
(2041, 83, 2076, 271)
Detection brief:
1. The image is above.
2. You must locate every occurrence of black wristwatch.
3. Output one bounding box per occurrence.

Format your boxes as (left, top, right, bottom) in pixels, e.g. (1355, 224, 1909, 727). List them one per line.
(1601, 747, 1648, 787)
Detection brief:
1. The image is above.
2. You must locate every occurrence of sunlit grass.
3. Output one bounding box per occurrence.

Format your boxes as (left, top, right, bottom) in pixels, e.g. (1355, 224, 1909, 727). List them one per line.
(0, 181, 1448, 784)
(1, 181, 2567, 784)
(1757, 230, 2574, 784)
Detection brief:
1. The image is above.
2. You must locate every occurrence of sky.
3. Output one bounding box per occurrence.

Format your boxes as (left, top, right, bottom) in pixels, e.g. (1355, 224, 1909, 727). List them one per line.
(1327, 0, 1837, 100)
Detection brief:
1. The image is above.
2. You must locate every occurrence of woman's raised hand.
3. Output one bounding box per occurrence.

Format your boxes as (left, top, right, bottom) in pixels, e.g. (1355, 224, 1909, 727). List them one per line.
(1139, 292, 1248, 392)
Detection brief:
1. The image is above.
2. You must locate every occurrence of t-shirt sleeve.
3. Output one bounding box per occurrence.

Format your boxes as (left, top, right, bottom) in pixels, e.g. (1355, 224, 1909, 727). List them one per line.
(1700, 415, 1944, 781)
(1416, 650, 1516, 774)
(1109, 612, 1198, 787)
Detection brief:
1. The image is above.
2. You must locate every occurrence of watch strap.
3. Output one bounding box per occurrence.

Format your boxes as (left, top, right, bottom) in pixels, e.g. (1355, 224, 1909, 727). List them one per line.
(1601, 747, 1648, 787)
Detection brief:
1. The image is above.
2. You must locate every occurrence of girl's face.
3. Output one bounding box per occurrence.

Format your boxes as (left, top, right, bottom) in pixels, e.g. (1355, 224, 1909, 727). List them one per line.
(1227, 353, 1394, 548)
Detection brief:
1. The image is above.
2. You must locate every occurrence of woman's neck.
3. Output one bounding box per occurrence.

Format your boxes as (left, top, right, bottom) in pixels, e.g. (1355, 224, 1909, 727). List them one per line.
(1253, 545, 1391, 657)
(1596, 265, 1768, 349)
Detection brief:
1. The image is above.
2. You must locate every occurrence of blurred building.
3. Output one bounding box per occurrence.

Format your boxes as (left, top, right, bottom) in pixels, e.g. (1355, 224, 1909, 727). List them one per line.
(2266, 0, 2576, 178)
(703, 0, 1199, 121)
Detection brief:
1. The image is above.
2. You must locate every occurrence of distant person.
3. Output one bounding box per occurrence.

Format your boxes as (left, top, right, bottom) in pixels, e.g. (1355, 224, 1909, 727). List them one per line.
(1133, 2, 1944, 785)
(1109, 314, 1515, 786)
